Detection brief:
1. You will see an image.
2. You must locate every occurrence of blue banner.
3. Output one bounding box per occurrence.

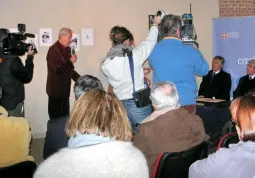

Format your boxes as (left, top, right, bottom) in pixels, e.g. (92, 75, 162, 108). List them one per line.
(213, 16, 255, 97)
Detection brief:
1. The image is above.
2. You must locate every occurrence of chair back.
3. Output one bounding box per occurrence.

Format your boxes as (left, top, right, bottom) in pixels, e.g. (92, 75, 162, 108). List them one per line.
(217, 132, 239, 150)
(0, 161, 37, 178)
(153, 141, 208, 178)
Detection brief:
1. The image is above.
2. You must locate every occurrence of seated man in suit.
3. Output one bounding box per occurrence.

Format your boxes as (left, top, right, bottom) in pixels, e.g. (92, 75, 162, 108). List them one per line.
(133, 81, 205, 176)
(43, 75, 104, 159)
(233, 59, 255, 98)
(198, 56, 231, 101)
(0, 106, 34, 167)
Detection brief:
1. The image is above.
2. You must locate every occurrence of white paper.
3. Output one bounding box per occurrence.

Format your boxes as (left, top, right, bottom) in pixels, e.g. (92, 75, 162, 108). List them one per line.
(82, 28, 94, 46)
(70, 34, 81, 51)
(39, 28, 52, 46)
(9, 28, 19, 33)
(25, 34, 39, 52)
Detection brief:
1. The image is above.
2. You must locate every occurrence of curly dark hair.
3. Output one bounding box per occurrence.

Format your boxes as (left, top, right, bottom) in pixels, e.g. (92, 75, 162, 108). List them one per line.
(109, 26, 133, 46)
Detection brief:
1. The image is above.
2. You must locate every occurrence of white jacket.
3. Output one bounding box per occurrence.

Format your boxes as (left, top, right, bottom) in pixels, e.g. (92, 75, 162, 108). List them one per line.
(34, 141, 149, 178)
(101, 26, 158, 100)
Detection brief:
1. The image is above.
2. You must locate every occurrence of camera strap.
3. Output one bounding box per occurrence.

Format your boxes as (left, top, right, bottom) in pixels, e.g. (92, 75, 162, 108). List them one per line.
(127, 52, 136, 95)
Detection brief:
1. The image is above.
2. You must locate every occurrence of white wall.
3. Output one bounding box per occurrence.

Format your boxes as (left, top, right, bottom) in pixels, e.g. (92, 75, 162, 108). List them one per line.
(0, 0, 219, 136)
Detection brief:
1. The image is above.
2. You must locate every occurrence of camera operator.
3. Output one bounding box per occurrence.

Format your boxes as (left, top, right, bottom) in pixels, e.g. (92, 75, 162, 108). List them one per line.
(0, 28, 36, 117)
(149, 14, 209, 114)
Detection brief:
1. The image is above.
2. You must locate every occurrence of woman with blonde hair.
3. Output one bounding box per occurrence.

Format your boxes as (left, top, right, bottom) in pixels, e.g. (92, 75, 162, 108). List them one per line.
(189, 93, 255, 178)
(34, 90, 148, 178)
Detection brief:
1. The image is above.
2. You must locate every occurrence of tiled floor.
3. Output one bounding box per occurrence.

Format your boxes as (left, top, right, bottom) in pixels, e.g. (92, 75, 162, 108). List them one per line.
(30, 138, 45, 165)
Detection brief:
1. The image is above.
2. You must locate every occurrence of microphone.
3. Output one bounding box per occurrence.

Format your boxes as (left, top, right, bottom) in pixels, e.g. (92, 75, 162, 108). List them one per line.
(71, 46, 75, 55)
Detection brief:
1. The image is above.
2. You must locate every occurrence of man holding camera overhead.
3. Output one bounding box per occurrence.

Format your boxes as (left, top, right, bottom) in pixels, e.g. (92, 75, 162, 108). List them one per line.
(0, 28, 36, 117)
(46, 28, 80, 120)
(149, 14, 209, 114)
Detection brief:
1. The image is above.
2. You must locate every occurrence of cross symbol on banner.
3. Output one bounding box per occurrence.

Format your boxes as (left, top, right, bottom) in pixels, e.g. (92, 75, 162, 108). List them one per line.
(221, 32, 227, 39)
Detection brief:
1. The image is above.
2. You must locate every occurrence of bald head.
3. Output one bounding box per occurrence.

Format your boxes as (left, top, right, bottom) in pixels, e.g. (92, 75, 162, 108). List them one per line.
(150, 82, 181, 110)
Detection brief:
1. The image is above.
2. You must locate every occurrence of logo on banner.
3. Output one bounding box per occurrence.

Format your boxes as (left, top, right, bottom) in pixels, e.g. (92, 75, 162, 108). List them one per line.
(221, 32, 239, 39)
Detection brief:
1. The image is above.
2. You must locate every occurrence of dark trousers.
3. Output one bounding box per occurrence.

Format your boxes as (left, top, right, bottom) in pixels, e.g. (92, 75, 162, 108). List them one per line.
(48, 97, 69, 120)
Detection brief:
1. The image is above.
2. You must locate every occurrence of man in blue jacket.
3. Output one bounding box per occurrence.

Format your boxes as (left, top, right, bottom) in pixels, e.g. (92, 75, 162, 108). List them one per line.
(149, 14, 209, 113)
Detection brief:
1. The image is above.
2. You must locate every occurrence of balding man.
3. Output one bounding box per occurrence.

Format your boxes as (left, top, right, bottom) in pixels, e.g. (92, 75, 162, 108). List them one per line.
(134, 81, 205, 176)
(46, 28, 80, 120)
(233, 59, 255, 98)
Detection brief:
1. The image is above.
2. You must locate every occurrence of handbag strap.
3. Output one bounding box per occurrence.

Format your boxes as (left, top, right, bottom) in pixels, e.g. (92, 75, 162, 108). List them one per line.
(127, 52, 136, 94)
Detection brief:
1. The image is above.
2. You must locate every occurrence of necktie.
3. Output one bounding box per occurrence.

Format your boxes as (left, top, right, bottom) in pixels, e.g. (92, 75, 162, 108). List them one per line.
(211, 72, 215, 81)
(250, 76, 253, 80)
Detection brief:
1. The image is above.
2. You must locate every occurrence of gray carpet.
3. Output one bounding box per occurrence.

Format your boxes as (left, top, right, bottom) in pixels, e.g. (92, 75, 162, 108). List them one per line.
(30, 138, 45, 165)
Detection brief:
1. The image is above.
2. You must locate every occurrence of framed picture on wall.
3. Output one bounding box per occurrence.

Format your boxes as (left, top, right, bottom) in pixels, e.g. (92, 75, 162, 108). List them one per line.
(148, 15, 155, 30)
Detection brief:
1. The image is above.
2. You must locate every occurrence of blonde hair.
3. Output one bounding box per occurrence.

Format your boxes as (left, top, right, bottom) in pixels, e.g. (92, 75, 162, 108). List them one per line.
(231, 94, 255, 141)
(66, 90, 132, 141)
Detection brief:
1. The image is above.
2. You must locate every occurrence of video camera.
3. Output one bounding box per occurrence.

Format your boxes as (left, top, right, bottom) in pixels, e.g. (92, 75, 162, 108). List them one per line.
(2, 24, 37, 56)
(181, 13, 195, 44)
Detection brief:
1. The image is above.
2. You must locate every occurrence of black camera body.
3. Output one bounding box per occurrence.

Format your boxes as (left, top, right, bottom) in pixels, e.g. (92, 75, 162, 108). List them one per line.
(181, 13, 195, 44)
(2, 24, 37, 56)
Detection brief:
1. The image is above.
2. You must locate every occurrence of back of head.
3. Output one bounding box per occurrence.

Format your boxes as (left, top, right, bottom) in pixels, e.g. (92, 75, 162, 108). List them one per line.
(73, 75, 104, 100)
(66, 90, 132, 141)
(150, 81, 181, 110)
(159, 14, 181, 38)
(109, 26, 133, 46)
(231, 93, 255, 142)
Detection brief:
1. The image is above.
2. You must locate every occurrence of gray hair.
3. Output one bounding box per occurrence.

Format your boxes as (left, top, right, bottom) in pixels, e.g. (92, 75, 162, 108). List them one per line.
(159, 14, 181, 38)
(58, 28, 73, 39)
(248, 59, 255, 69)
(150, 81, 181, 110)
(74, 75, 104, 100)
(213, 56, 225, 68)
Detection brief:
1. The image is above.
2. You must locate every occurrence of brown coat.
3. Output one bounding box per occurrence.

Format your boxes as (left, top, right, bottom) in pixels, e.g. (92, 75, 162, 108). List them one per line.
(46, 41, 80, 99)
(133, 108, 205, 176)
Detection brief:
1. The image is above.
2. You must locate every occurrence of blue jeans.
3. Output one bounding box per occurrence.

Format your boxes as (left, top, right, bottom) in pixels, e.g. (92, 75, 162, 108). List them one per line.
(121, 99, 152, 133)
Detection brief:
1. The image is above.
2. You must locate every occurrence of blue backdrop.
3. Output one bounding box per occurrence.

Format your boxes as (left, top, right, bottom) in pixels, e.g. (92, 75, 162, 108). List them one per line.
(213, 16, 255, 97)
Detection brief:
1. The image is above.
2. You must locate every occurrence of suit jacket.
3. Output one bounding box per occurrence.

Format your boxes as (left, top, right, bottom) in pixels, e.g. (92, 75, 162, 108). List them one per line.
(133, 108, 205, 176)
(233, 75, 255, 98)
(46, 41, 80, 99)
(198, 70, 231, 101)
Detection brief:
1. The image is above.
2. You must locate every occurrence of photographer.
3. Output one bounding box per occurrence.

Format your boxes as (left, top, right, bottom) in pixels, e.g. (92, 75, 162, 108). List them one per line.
(101, 15, 161, 133)
(0, 28, 36, 117)
(149, 14, 209, 114)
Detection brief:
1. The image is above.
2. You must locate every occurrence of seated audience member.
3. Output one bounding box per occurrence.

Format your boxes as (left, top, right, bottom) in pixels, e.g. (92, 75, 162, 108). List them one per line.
(198, 56, 231, 101)
(233, 59, 255, 98)
(34, 90, 149, 178)
(43, 75, 104, 159)
(133, 82, 205, 175)
(189, 93, 255, 178)
(0, 106, 34, 167)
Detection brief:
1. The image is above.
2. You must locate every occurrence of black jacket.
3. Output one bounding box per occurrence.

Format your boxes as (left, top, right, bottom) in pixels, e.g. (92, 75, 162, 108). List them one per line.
(0, 55, 34, 110)
(198, 70, 231, 101)
(233, 75, 255, 98)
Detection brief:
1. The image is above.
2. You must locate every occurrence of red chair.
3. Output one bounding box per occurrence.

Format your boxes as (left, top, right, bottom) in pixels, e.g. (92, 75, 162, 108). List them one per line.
(152, 141, 208, 178)
(217, 132, 239, 150)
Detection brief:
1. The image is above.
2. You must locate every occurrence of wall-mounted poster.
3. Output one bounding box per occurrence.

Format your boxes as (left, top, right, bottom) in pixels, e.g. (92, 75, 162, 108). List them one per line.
(70, 34, 80, 51)
(148, 15, 155, 30)
(82, 28, 94, 46)
(39, 28, 52, 46)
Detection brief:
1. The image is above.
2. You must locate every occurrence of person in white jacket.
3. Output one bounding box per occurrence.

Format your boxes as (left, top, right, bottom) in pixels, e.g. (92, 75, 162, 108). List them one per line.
(34, 90, 149, 178)
(101, 15, 161, 133)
